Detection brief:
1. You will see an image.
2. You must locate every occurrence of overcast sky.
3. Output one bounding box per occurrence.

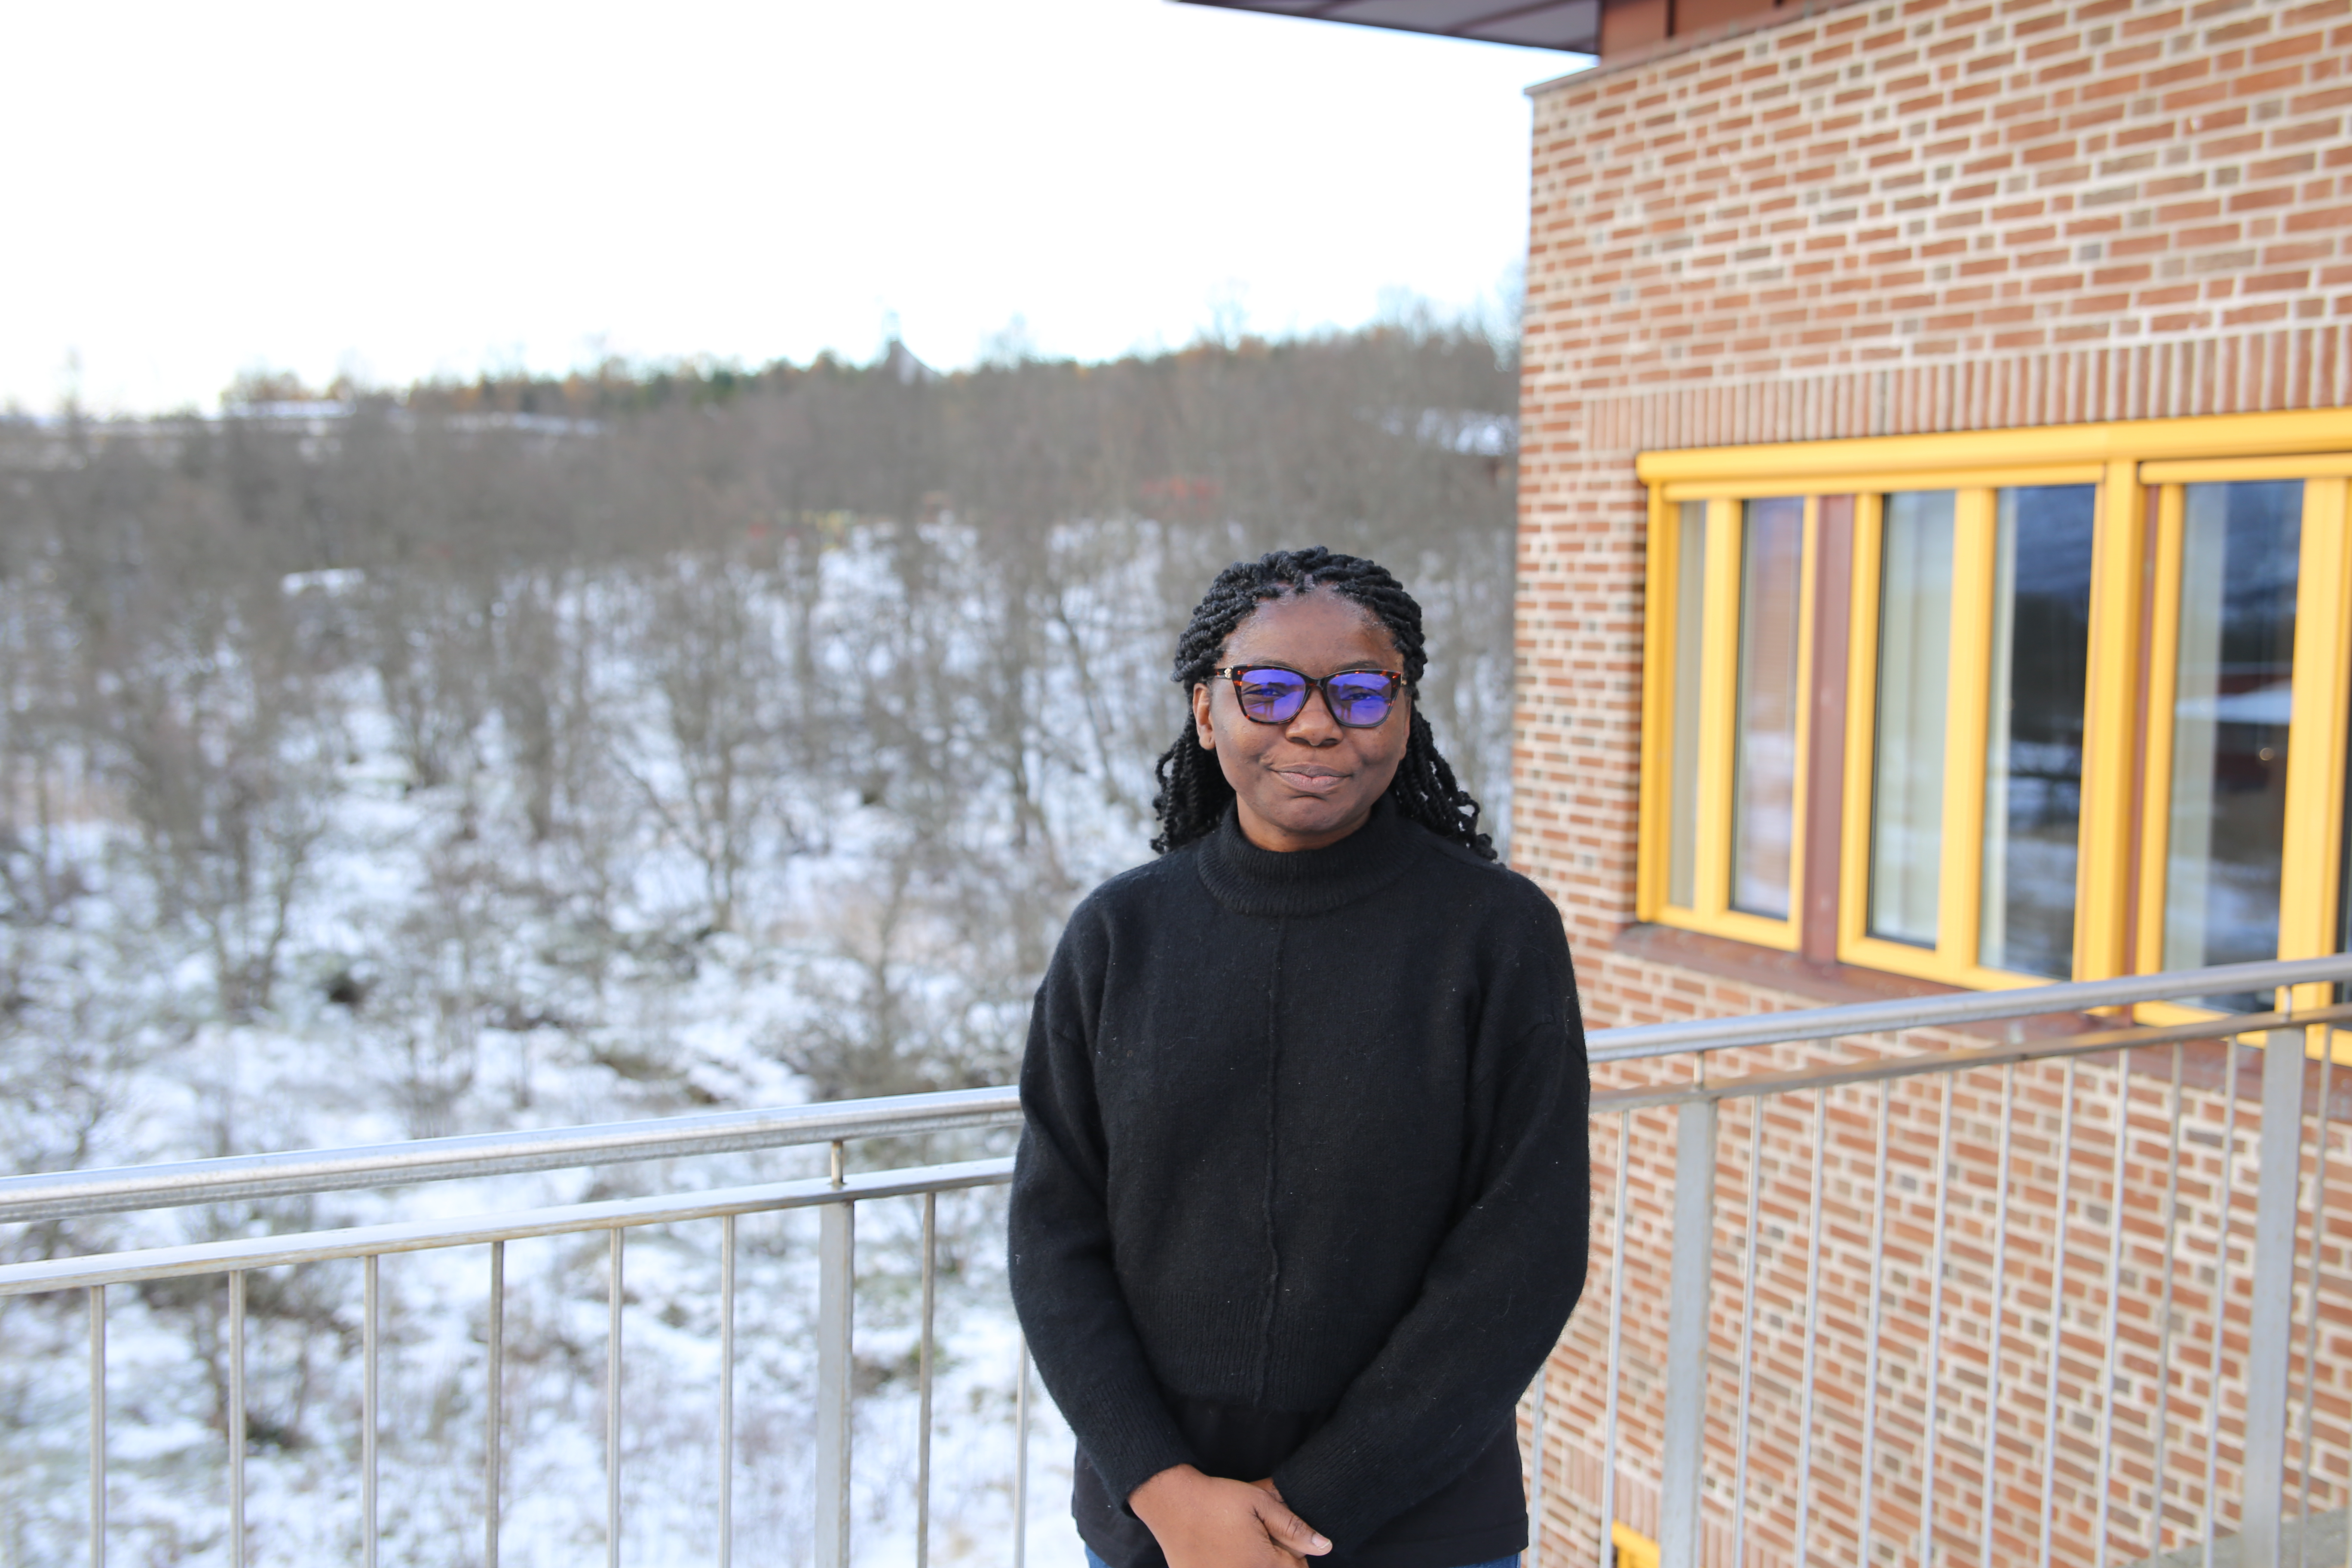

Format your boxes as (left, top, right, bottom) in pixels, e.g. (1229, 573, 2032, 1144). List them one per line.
(3, 0, 1579, 414)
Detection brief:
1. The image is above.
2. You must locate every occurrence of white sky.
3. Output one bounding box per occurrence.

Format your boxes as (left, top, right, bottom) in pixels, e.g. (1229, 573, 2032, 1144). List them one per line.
(3, 0, 1580, 415)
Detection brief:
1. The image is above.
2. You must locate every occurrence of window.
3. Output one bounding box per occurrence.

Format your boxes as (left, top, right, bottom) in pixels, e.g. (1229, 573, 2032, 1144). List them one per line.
(2148, 481, 2300, 1010)
(1636, 410, 2352, 1014)
(2135, 453, 2352, 1020)
(1645, 495, 1816, 950)
(1840, 481, 2101, 987)
(1731, 497, 1807, 920)
(1980, 486, 2095, 979)
(1864, 489, 1956, 952)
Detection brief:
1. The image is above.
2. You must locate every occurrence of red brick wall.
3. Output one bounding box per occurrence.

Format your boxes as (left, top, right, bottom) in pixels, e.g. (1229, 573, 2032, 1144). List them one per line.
(1513, 0, 2352, 974)
(1507, 0, 2352, 1559)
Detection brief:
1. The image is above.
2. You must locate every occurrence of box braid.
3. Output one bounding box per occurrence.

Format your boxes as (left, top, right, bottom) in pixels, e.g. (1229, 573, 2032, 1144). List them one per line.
(1150, 546, 1495, 860)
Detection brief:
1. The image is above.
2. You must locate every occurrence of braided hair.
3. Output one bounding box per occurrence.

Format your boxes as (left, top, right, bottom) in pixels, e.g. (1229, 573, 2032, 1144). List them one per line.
(1150, 546, 1495, 860)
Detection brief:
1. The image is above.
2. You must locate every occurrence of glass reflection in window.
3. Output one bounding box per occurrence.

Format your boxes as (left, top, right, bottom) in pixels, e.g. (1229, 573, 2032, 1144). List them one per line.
(1869, 491, 1954, 947)
(1979, 486, 2095, 977)
(1667, 501, 1706, 908)
(2165, 480, 2300, 1009)
(1730, 497, 1804, 919)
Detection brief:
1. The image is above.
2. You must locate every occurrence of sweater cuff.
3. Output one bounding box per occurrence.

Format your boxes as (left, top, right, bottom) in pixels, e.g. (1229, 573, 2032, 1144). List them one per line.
(1269, 1444, 1408, 1554)
(1084, 1407, 1200, 1516)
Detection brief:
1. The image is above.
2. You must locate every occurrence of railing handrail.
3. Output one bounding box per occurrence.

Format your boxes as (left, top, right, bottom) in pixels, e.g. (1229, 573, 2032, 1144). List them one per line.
(1591, 1000, 2352, 1112)
(1584, 951, 2352, 1063)
(0, 1156, 1014, 1298)
(5, 952, 2345, 1227)
(0, 1084, 1021, 1225)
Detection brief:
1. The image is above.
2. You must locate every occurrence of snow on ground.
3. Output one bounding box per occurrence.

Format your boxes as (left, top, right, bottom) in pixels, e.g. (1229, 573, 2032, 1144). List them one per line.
(0, 522, 1181, 1568)
(3, 512, 1510, 1567)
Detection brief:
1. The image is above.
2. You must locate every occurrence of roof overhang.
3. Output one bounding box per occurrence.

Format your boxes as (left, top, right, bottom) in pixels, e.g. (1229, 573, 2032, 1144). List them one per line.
(1173, 0, 1598, 53)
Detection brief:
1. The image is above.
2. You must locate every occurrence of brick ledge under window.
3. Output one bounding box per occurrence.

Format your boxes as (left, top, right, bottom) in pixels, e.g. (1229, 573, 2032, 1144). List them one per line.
(1608, 922, 2102, 1041)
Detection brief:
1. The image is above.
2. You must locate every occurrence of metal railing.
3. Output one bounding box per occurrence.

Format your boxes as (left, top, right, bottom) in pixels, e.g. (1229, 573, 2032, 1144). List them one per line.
(5, 954, 2351, 1568)
(0, 1091, 1026, 1568)
(1538, 953, 2352, 1568)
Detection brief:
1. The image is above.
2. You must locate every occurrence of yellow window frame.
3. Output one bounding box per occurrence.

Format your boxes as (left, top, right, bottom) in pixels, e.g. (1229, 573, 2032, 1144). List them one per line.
(1635, 492, 1816, 951)
(1835, 469, 2141, 989)
(2132, 469, 2352, 1031)
(1635, 407, 2352, 1010)
(1841, 488, 2013, 987)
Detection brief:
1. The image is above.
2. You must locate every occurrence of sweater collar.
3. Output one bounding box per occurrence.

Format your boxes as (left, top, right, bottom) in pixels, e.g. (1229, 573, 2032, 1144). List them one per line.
(1192, 795, 1418, 918)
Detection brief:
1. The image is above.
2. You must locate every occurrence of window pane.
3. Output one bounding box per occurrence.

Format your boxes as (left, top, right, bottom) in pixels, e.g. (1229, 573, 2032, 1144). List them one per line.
(1730, 497, 1804, 918)
(1870, 491, 1954, 947)
(1666, 502, 1707, 908)
(2164, 480, 2300, 1010)
(1979, 485, 2096, 978)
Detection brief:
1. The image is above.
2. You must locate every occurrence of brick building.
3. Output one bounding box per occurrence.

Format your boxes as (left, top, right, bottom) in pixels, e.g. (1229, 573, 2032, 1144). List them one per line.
(1503, 0, 2352, 1561)
(1193, 0, 2351, 1562)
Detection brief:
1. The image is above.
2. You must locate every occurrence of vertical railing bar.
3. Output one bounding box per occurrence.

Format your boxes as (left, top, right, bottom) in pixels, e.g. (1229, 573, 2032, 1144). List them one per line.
(487, 1240, 504, 1568)
(1920, 1071, 1958, 1567)
(917, 1192, 936, 1568)
(1730, 1096, 1765, 1568)
(1599, 1110, 1631, 1568)
(1527, 1359, 1550, 1568)
(1793, 1086, 1830, 1567)
(1658, 1098, 1718, 1568)
(1980, 1066, 2018, 1568)
(1858, 1081, 1893, 1566)
(364, 1253, 378, 1568)
(230, 1269, 247, 1568)
(1013, 1333, 1031, 1568)
(2204, 1038, 2245, 1568)
(2244, 1018, 2310, 1568)
(607, 1227, 623, 1568)
(815, 1197, 854, 1568)
(88, 1283, 105, 1568)
(720, 1215, 735, 1568)
(2095, 1051, 2136, 1567)
(2293, 1036, 2334, 1568)
(2150, 1044, 2185, 1561)
(2037, 1059, 2079, 1568)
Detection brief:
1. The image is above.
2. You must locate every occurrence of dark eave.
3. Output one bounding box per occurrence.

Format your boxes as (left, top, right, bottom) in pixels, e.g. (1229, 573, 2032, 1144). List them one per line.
(1172, 0, 1599, 54)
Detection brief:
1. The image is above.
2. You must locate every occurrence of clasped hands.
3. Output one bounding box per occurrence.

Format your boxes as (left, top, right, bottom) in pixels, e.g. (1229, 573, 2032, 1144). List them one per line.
(1130, 1464, 1333, 1568)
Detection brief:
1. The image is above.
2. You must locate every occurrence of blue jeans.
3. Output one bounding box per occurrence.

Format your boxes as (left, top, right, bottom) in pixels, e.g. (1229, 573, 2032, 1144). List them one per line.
(1087, 1555, 1518, 1568)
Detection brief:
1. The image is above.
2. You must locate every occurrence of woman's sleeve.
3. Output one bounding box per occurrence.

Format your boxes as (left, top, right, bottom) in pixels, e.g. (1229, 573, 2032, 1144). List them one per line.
(1006, 915, 1198, 1510)
(1271, 902, 1592, 1551)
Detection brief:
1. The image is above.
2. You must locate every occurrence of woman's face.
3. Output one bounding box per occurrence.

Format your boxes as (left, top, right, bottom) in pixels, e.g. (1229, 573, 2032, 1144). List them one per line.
(1191, 588, 1412, 853)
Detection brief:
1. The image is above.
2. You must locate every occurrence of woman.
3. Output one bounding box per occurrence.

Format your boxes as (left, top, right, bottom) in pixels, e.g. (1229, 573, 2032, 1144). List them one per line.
(1009, 547, 1590, 1568)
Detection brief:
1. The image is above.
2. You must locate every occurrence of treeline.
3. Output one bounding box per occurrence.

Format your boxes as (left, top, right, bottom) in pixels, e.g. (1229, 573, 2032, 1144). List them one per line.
(1, 321, 1517, 1161)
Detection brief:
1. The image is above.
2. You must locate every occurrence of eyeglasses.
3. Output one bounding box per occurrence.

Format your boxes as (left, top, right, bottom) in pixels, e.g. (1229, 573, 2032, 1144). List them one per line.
(1213, 665, 1406, 728)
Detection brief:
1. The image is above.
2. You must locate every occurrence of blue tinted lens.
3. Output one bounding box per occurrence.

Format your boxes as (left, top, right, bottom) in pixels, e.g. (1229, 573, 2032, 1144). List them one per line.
(1235, 669, 1309, 722)
(1327, 672, 1395, 726)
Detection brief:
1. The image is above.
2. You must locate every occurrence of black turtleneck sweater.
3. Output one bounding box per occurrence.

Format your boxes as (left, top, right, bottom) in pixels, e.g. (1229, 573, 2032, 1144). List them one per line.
(1008, 800, 1590, 1568)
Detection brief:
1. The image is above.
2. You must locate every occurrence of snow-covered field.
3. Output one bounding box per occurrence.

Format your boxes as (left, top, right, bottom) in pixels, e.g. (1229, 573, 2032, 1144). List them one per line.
(0, 520, 1193, 1568)
(1, 493, 1511, 1567)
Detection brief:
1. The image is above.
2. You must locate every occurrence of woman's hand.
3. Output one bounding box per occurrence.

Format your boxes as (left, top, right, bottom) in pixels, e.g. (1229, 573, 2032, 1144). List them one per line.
(1129, 1464, 1332, 1568)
